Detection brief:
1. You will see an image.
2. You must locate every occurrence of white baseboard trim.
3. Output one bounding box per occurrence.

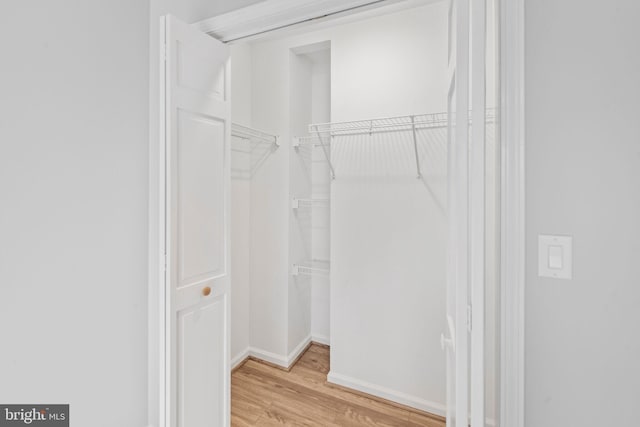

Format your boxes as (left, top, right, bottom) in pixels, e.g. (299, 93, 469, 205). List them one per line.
(247, 335, 312, 370)
(247, 346, 289, 369)
(327, 371, 446, 418)
(231, 347, 251, 370)
(311, 334, 330, 346)
(286, 335, 312, 366)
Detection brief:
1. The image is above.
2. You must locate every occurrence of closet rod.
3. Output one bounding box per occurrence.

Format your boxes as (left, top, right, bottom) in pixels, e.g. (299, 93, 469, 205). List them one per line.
(231, 123, 279, 147)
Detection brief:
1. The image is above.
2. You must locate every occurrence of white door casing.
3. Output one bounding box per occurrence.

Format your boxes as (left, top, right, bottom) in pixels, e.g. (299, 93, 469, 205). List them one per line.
(470, 0, 487, 426)
(445, 0, 489, 425)
(445, 0, 470, 425)
(148, 3, 525, 426)
(163, 14, 231, 427)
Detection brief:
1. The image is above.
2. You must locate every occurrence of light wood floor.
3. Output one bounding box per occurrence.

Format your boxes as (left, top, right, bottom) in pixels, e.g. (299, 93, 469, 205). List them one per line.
(231, 344, 445, 426)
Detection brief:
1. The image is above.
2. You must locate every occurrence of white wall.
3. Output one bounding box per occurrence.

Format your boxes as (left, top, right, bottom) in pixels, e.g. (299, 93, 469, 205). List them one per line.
(288, 52, 314, 355)
(230, 43, 253, 366)
(329, 2, 448, 415)
(248, 1, 449, 413)
(525, 0, 640, 426)
(0, 1, 149, 425)
(310, 50, 332, 345)
(286, 47, 332, 352)
(166, 0, 265, 24)
(247, 42, 292, 359)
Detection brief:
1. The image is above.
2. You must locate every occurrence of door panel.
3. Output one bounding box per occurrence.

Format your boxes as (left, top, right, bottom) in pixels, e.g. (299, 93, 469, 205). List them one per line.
(176, 41, 227, 100)
(164, 14, 231, 427)
(178, 296, 227, 427)
(176, 110, 225, 287)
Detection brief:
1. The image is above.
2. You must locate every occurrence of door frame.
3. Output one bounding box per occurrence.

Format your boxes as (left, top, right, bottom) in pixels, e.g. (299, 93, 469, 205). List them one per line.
(499, 0, 525, 426)
(147, 1, 525, 426)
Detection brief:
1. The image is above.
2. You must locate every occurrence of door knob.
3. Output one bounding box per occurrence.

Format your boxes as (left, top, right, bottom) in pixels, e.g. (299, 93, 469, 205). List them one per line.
(202, 286, 211, 296)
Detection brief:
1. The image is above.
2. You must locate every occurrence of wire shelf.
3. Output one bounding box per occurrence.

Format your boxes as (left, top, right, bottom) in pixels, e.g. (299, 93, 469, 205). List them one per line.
(305, 110, 497, 179)
(232, 123, 279, 147)
(292, 198, 329, 209)
(308, 109, 497, 137)
(308, 113, 449, 137)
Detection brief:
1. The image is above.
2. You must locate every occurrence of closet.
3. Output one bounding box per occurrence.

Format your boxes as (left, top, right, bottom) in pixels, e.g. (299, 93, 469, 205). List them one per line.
(171, 0, 499, 423)
(228, 0, 454, 418)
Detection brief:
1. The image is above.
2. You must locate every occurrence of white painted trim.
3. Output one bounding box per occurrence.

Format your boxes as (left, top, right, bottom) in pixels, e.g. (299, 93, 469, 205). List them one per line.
(311, 334, 330, 346)
(453, 0, 470, 423)
(470, 0, 487, 425)
(193, 0, 405, 43)
(327, 371, 446, 417)
(231, 348, 251, 370)
(248, 347, 289, 368)
(500, 0, 526, 425)
(246, 335, 313, 369)
(147, 13, 167, 427)
(286, 335, 312, 366)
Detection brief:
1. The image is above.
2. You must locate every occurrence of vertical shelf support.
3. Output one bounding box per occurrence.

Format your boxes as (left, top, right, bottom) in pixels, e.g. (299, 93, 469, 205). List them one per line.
(411, 115, 422, 179)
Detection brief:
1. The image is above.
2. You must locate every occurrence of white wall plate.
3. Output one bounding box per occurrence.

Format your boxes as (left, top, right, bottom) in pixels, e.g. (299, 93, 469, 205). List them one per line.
(538, 235, 573, 279)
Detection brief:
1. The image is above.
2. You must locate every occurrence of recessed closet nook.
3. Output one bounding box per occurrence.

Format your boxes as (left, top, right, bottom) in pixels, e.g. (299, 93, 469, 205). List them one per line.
(225, 0, 498, 421)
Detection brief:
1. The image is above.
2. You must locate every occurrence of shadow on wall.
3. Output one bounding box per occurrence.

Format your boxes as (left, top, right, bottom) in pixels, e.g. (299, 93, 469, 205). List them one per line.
(330, 127, 449, 214)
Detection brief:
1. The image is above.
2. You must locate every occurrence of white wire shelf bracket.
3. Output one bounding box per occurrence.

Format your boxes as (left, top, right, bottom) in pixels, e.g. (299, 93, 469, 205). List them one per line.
(292, 134, 336, 180)
(313, 129, 336, 180)
(291, 198, 329, 209)
(292, 262, 330, 277)
(232, 123, 279, 147)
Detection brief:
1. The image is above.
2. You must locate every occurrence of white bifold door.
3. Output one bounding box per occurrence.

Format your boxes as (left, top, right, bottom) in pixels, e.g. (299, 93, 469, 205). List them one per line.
(445, 0, 487, 426)
(163, 15, 231, 427)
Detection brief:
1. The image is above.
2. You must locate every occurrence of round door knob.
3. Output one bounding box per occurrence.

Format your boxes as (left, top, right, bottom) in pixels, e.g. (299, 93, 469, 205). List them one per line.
(202, 286, 212, 296)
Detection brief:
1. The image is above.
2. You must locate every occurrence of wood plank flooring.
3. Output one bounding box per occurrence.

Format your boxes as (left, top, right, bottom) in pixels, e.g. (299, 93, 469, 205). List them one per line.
(231, 344, 445, 426)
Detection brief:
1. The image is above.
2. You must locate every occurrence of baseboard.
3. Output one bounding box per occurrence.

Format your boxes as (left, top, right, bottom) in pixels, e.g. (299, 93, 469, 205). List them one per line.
(326, 371, 446, 418)
(247, 346, 290, 369)
(231, 347, 251, 371)
(286, 335, 312, 367)
(246, 335, 312, 371)
(311, 334, 330, 346)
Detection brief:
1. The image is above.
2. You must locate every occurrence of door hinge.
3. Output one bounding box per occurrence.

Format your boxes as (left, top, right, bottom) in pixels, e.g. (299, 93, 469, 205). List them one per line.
(467, 305, 472, 331)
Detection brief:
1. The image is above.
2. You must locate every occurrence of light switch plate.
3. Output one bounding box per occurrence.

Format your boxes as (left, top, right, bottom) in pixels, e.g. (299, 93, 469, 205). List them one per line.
(538, 235, 572, 279)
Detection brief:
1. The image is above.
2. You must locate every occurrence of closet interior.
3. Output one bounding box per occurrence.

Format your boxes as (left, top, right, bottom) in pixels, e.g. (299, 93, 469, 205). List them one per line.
(226, 0, 499, 421)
